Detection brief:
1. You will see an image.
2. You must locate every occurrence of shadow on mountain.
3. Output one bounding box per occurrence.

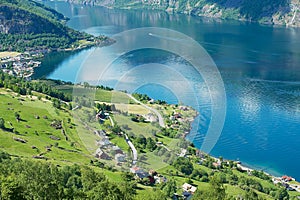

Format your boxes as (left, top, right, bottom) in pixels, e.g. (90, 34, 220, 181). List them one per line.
(205, 0, 291, 20)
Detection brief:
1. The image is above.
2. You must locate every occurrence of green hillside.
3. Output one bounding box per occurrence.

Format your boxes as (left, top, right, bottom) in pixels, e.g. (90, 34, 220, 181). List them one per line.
(1, 71, 299, 199)
(0, 0, 107, 52)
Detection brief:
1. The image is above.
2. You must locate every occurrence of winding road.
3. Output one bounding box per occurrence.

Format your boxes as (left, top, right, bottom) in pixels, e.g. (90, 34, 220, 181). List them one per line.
(125, 134, 138, 165)
(126, 94, 165, 128)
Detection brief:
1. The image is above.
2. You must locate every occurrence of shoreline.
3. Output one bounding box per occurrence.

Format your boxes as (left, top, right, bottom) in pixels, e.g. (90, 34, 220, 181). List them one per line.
(64, 0, 300, 28)
(0, 37, 114, 79)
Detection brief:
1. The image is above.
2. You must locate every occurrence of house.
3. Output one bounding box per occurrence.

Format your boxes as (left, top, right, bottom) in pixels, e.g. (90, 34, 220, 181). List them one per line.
(96, 138, 111, 147)
(182, 183, 197, 194)
(130, 166, 148, 179)
(94, 130, 106, 137)
(115, 153, 126, 162)
(196, 150, 206, 159)
(272, 177, 281, 185)
(130, 166, 144, 174)
(179, 106, 189, 111)
(149, 169, 158, 176)
(96, 110, 109, 121)
(112, 146, 123, 154)
(154, 175, 167, 184)
(148, 99, 155, 104)
(174, 113, 182, 119)
(179, 148, 187, 157)
(282, 175, 294, 182)
(213, 162, 221, 168)
(95, 149, 111, 160)
(148, 176, 155, 184)
(182, 191, 193, 200)
(143, 113, 158, 123)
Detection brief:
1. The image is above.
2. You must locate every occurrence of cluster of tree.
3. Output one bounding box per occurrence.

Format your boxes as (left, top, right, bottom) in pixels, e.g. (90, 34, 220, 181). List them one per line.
(95, 103, 112, 112)
(130, 114, 147, 123)
(82, 82, 113, 91)
(132, 93, 151, 103)
(0, 33, 73, 52)
(160, 127, 180, 138)
(164, 146, 290, 200)
(193, 173, 226, 200)
(0, 71, 72, 102)
(0, 151, 136, 200)
(132, 93, 167, 105)
(172, 157, 194, 175)
(193, 172, 289, 200)
(132, 135, 157, 152)
(251, 170, 272, 181)
(197, 165, 289, 199)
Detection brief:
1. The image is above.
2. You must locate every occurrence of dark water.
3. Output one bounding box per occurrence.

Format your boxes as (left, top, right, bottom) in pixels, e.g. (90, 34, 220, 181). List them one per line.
(35, 1, 300, 179)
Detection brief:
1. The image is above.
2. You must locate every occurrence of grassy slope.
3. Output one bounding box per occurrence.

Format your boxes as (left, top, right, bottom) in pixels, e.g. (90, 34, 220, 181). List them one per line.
(0, 87, 125, 181)
(0, 89, 90, 163)
(1, 85, 299, 199)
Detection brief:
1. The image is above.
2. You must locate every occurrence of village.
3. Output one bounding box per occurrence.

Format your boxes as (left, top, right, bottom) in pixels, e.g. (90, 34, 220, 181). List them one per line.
(89, 96, 201, 199)
(89, 95, 300, 199)
(0, 52, 42, 79)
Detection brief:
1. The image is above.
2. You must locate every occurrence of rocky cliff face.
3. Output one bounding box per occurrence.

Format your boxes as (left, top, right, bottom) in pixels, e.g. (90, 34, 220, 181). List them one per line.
(68, 0, 300, 27)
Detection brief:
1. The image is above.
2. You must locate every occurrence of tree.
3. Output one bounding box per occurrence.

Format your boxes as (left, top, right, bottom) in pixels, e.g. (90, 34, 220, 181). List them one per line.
(0, 118, 5, 129)
(208, 173, 226, 200)
(146, 137, 156, 151)
(121, 172, 135, 182)
(112, 125, 121, 134)
(161, 179, 177, 198)
(0, 175, 26, 200)
(136, 135, 146, 148)
(87, 181, 128, 200)
(0, 151, 10, 162)
(244, 189, 259, 200)
(275, 188, 289, 200)
(172, 157, 193, 175)
(193, 173, 226, 200)
(52, 99, 61, 109)
(81, 167, 106, 191)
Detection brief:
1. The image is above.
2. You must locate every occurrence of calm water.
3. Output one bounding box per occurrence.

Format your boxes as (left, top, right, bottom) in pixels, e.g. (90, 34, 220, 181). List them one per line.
(35, 1, 300, 179)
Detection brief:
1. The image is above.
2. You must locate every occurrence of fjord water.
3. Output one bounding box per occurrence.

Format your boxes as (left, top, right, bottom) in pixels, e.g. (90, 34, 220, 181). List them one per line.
(35, 2, 300, 179)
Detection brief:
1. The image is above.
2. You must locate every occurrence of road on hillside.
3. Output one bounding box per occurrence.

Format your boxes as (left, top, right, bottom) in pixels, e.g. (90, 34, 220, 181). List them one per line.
(126, 94, 165, 128)
(125, 134, 137, 165)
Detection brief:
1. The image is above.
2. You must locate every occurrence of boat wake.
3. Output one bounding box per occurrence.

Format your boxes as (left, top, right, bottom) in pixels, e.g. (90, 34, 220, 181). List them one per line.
(248, 78, 300, 85)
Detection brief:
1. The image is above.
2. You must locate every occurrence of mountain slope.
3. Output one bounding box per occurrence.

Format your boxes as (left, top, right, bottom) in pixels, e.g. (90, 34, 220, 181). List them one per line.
(0, 0, 98, 51)
(70, 0, 300, 26)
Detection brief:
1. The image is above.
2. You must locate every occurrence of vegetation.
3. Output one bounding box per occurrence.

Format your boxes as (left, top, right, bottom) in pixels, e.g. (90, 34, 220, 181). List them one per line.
(0, 0, 109, 51)
(0, 71, 299, 199)
(0, 154, 136, 200)
(0, 71, 72, 101)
